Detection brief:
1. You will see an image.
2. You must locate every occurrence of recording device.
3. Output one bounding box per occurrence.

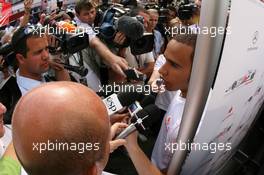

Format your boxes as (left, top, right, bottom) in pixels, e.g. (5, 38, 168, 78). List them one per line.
(102, 91, 144, 115)
(99, 6, 154, 54)
(99, 7, 144, 42)
(158, 6, 171, 24)
(156, 78, 164, 87)
(145, 3, 159, 10)
(128, 101, 143, 117)
(60, 63, 88, 77)
(115, 104, 161, 139)
(44, 17, 89, 54)
(177, 0, 198, 20)
(143, 1, 169, 24)
(128, 94, 155, 117)
(98, 8, 117, 41)
(140, 94, 155, 107)
(159, 0, 168, 8)
(43, 17, 89, 77)
(117, 15, 144, 41)
(124, 68, 147, 82)
(120, 0, 137, 6)
(130, 33, 154, 55)
(58, 32, 89, 55)
(144, 0, 197, 23)
(0, 43, 15, 71)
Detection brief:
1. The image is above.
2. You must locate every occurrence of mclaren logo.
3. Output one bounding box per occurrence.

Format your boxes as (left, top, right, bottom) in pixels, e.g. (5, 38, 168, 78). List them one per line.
(252, 31, 259, 45)
(247, 31, 259, 51)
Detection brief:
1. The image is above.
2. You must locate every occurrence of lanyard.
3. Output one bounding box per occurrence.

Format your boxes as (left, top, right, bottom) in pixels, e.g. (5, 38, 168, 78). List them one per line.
(133, 55, 140, 68)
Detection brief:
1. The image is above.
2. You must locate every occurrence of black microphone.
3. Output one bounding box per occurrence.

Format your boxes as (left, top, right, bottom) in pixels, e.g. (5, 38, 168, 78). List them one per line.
(117, 16, 144, 40)
(60, 63, 88, 77)
(103, 91, 144, 115)
(140, 95, 155, 107)
(124, 68, 147, 82)
(115, 105, 161, 139)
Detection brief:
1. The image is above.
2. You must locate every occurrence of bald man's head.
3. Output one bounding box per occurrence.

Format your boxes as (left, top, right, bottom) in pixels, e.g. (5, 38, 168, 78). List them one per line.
(12, 82, 110, 175)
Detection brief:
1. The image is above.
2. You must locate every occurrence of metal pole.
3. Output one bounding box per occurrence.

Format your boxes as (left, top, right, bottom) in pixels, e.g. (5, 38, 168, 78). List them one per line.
(167, 0, 230, 174)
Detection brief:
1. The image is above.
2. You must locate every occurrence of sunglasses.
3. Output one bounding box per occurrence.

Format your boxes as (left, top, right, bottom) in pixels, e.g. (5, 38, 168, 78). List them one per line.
(14, 25, 45, 44)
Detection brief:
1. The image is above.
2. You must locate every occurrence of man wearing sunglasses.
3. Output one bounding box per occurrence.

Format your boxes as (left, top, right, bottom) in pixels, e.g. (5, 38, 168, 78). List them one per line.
(11, 25, 70, 96)
(0, 25, 71, 124)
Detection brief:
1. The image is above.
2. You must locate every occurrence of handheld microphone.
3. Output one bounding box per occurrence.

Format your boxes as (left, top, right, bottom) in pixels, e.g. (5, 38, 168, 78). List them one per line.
(124, 68, 147, 82)
(61, 63, 88, 77)
(115, 105, 161, 139)
(140, 94, 155, 107)
(102, 92, 144, 115)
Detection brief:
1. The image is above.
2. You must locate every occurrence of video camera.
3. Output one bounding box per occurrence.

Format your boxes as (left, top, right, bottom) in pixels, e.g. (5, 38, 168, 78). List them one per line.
(177, 0, 199, 20)
(42, 17, 90, 76)
(0, 43, 16, 71)
(98, 5, 154, 55)
(43, 15, 89, 55)
(144, 0, 198, 24)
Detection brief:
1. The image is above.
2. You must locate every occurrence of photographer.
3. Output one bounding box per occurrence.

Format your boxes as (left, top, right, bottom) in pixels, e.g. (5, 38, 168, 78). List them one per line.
(121, 7, 155, 79)
(74, 0, 128, 84)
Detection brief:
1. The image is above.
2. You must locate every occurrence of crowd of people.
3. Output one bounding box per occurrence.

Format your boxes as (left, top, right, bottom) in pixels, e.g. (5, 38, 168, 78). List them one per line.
(0, 0, 201, 174)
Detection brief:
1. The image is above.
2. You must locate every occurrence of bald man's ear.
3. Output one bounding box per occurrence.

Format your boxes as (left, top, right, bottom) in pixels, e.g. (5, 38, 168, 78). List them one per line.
(16, 53, 26, 65)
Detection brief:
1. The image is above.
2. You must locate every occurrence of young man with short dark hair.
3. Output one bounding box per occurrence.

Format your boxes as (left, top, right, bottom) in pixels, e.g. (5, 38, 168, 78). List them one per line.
(125, 32, 198, 175)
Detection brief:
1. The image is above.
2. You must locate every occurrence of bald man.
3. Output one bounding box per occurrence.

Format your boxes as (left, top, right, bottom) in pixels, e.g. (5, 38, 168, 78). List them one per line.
(10, 82, 126, 175)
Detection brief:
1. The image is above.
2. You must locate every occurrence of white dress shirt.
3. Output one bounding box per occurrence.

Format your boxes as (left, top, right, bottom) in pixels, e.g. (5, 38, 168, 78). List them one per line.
(16, 69, 46, 96)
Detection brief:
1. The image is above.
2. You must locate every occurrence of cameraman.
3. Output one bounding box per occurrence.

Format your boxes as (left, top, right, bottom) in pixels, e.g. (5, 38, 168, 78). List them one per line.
(12, 26, 70, 95)
(0, 25, 71, 125)
(74, 0, 128, 83)
(118, 7, 155, 79)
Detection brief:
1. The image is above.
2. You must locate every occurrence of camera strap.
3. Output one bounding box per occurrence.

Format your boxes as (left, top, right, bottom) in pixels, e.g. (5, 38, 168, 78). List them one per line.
(133, 55, 140, 68)
(78, 51, 84, 67)
(71, 51, 84, 67)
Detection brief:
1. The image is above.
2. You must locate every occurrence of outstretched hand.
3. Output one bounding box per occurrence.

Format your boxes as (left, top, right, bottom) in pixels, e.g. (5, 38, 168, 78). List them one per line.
(109, 122, 128, 153)
(24, 0, 33, 13)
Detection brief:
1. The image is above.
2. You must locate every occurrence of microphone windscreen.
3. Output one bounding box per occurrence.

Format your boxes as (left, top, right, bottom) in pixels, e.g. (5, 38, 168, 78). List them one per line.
(117, 91, 144, 107)
(140, 95, 155, 107)
(117, 16, 144, 40)
(131, 104, 161, 127)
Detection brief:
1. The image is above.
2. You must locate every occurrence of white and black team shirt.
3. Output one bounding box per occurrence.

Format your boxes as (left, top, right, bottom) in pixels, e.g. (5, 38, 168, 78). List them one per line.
(151, 91, 186, 171)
